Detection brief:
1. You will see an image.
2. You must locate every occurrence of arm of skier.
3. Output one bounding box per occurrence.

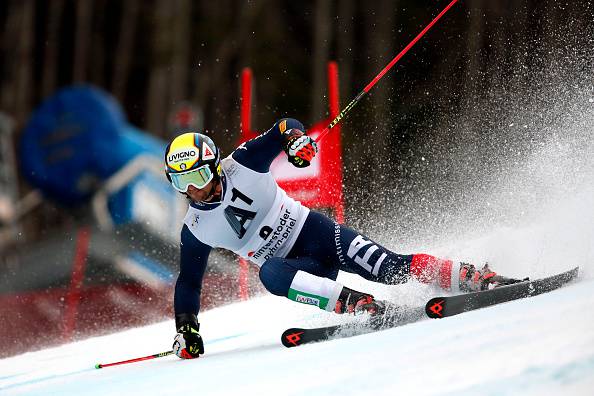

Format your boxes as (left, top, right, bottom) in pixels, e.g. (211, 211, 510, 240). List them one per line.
(231, 118, 317, 171)
(172, 225, 211, 359)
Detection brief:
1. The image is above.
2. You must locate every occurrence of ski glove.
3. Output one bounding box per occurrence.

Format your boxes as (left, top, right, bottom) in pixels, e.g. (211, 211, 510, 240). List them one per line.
(283, 128, 318, 168)
(173, 313, 204, 359)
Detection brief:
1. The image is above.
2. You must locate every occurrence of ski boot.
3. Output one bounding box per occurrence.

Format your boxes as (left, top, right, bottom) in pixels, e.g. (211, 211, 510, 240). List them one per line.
(459, 263, 527, 292)
(334, 286, 386, 316)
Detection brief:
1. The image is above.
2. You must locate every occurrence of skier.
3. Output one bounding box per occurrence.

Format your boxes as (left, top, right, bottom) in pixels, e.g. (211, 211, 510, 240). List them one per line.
(167, 118, 512, 359)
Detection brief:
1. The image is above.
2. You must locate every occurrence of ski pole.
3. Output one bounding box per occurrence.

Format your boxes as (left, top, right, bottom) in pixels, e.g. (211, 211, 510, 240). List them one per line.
(95, 350, 173, 369)
(315, 0, 460, 143)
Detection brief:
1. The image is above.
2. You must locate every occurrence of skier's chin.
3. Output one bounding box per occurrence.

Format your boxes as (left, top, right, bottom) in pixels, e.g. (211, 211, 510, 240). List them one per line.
(205, 191, 220, 202)
(202, 182, 222, 203)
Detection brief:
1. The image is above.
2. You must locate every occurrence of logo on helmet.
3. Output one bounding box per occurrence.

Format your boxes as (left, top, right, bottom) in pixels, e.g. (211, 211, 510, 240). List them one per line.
(167, 149, 198, 171)
(167, 150, 197, 163)
(202, 142, 215, 161)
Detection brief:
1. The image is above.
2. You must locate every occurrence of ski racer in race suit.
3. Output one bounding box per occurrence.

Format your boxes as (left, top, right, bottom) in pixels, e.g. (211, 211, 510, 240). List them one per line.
(167, 118, 502, 359)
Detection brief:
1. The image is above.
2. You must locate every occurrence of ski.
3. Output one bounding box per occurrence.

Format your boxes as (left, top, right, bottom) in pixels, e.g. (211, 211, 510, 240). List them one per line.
(281, 304, 426, 348)
(282, 267, 579, 347)
(425, 266, 579, 319)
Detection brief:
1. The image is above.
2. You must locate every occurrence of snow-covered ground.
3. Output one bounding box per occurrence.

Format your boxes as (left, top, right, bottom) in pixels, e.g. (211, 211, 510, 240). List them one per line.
(0, 272, 592, 396)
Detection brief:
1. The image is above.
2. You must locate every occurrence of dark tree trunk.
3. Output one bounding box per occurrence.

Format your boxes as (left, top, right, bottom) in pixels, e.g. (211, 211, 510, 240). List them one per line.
(42, 0, 64, 98)
(311, 0, 332, 121)
(73, 0, 93, 82)
(146, 0, 174, 136)
(89, 0, 107, 86)
(112, 0, 140, 102)
(170, 0, 191, 106)
(14, 0, 35, 125)
(337, 0, 355, 103)
(368, 0, 396, 182)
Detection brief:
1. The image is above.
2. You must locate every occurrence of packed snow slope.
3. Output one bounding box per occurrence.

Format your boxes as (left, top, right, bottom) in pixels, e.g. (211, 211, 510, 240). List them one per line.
(0, 272, 593, 396)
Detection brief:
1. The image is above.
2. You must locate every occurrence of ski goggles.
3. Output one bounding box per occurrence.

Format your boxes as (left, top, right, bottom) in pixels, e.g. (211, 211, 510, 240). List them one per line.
(168, 165, 213, 193)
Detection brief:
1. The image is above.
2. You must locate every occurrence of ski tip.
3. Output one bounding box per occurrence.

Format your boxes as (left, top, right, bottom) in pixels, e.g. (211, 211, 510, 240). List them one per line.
(425, 298, 446, 319)
(572, 266, 580, 275)
(95, 363, 102, 369)
(281, 328, 306, 348)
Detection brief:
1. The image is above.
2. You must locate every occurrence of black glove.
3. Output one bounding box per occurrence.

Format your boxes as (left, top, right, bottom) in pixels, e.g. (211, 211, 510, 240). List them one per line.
(282, 128, 318, 168)
(172, 313, 204, 359)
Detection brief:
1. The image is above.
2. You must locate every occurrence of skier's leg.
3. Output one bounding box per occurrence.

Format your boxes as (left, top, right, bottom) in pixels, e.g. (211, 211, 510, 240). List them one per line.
(409, 254, 455, 290)
(336, 225, 515, 291)
(259, 256, 342, 312)
(409, 255, 523, 292)
(291, 211, 457, 290)
(259, 256, 381, 314)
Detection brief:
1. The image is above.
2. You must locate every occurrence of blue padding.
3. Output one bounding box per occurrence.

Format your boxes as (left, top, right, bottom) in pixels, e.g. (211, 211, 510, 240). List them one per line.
(20, 85, 166, 206)
(108, 170, 176, 226)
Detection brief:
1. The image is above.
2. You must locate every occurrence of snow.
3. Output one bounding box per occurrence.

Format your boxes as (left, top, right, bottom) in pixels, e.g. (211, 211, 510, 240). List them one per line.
(1, 266, 593, 395)
(3, 161, 594, 395)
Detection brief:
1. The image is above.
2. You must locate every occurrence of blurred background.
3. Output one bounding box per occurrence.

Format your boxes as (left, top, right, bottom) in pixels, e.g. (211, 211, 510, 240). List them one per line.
(0, 0, 593, 358)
